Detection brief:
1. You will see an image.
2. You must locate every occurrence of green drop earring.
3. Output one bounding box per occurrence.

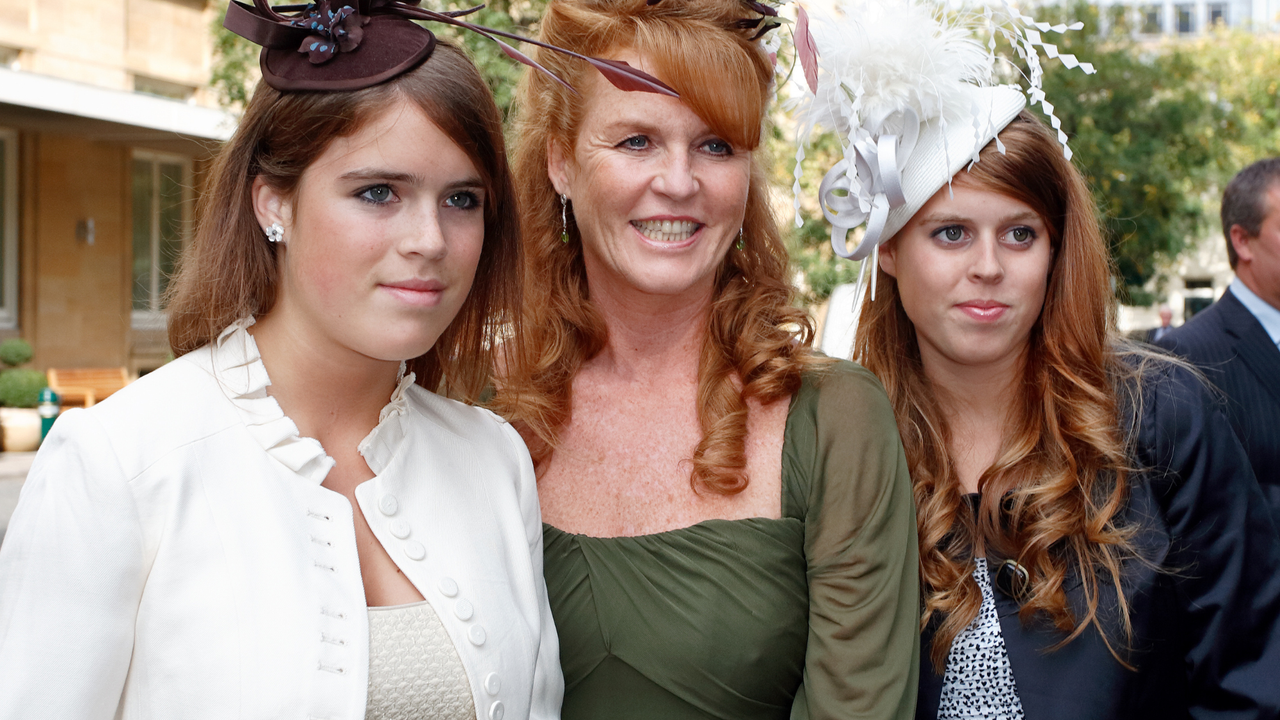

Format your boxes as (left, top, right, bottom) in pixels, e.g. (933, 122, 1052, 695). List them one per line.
(560, 194, 570, 244)
(736, 227, 744, 251)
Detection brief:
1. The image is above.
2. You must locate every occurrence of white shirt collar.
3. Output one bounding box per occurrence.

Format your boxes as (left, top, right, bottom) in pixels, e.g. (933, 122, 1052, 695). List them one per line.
(1230, 277, 1280, 347)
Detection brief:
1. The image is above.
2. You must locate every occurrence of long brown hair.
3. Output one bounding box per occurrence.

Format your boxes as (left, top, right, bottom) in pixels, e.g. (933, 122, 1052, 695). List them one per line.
(495, 0, 823, 492)
(854, 112, 1140, 669)
(167, 43, 520, 401)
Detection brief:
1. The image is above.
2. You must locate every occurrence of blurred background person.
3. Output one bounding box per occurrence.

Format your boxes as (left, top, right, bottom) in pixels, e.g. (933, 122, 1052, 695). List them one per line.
(1145, 304, 1175, 342)
(1157, 158, 1280, 527)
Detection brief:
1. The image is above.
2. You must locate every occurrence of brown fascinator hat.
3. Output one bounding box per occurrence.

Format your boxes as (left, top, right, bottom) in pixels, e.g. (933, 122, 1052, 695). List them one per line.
(223, 0, 683, 94)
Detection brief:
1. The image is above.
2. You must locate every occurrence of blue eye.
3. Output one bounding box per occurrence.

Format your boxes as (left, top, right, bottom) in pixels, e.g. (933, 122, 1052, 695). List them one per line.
(446, 191, 482, 210)
(703, 138, 733, 156)
(358, 185, 394, 204)
(936, 226, 965, 243)
(621, 136, 649, 150)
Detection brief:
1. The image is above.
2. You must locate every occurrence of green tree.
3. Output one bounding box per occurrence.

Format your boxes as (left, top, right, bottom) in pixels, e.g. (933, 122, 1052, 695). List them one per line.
(1183, 28, 1280, 167)
(210, 9, 258, 115)
(1035, 2, 1240, 303)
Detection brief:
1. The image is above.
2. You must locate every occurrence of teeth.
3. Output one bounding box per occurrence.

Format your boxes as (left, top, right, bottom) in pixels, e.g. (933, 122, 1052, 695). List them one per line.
(632, 220, 699, 243)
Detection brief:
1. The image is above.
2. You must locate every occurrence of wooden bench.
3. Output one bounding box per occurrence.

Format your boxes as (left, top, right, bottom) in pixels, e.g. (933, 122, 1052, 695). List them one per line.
(47, 368, 131, 408)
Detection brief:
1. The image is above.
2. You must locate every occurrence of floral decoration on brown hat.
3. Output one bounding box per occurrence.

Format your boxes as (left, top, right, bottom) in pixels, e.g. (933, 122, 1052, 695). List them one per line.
(224, 0, 680, 94)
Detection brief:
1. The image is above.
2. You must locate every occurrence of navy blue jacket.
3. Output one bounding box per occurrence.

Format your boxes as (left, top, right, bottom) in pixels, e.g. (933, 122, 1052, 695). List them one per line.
(1155, 289, 1280, 527)
(917, 362, 1280, 719)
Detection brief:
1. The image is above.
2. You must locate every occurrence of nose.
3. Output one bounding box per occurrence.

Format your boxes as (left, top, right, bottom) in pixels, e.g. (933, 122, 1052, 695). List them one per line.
(968, 234, 1004, 284)
(650, 149, 699, 200)
(403, 208, 448, 260)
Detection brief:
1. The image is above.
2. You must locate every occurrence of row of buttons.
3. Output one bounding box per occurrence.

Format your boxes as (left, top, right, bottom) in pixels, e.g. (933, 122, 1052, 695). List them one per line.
(379, 494, 505, 720)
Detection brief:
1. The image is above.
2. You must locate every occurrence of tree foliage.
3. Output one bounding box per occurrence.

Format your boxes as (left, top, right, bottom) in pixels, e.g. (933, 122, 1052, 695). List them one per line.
(1036, 2, 1240, 303)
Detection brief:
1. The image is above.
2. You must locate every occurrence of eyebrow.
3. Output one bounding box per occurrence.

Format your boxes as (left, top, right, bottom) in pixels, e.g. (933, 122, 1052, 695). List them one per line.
(338, 169, 485, 189)
(918, 210, 1043, 225)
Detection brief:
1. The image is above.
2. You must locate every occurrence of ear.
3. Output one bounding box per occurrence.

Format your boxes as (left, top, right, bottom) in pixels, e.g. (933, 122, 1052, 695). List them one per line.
(1230, 223, 1255, 264)
(251, 177, 292, 232)
(546, 139, 574, 197)
(878, 239, 899, 278)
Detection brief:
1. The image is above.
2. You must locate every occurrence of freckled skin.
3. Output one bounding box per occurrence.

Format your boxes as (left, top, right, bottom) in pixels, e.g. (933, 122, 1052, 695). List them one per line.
(539, 51, 787, 538)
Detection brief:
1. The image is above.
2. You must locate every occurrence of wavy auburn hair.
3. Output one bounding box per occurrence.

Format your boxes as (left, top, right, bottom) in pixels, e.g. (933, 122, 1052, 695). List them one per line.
(854, 112, 1142, 669)
(495, 0, 822, 493)
(166, 43, 520, 401)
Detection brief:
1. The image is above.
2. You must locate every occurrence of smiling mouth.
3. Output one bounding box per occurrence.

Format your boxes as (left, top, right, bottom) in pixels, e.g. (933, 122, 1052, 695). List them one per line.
(632, 220, 701, 243)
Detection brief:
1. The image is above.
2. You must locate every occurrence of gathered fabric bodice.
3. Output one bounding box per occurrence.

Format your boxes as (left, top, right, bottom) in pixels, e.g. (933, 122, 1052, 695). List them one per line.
(541, 361, 921, 720)
(544, 518, 809, 719)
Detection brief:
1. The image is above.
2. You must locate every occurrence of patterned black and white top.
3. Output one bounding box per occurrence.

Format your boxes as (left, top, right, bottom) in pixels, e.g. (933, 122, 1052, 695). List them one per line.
(937, 557, 1026, 720)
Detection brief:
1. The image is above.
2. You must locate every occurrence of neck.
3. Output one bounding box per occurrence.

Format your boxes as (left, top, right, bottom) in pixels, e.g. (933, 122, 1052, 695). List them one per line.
(586, 277, 713, 381)
(249, 311, 400, 447)
(1237, 266, 1280, 312)
(920, 347, 1026, 493)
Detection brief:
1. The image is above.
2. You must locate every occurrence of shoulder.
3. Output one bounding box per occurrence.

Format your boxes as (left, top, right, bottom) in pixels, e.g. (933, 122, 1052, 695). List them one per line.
(60, 352, 240, 479)
(1118, 351, 1225, 471)
(1156, 294, 1238, 357)
(786, 358, 908, 518)
(793, 358, 897, 435)
(402, 385, 531, 473)
(404, 385, 519, 445)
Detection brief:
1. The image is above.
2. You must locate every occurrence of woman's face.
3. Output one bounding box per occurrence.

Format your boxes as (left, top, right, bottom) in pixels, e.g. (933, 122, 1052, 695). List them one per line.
(255, 99, 486, 363)
(548, 50, 752, 305)
(880, 176, 1054, 378)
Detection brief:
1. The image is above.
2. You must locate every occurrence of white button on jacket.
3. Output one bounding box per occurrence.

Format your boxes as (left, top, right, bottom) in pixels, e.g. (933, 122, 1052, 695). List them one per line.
(0, 321, 563, 720)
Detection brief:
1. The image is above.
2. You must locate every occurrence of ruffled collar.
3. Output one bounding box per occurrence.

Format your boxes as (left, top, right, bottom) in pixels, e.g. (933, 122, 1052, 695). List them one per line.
(210, 318, 415, 484)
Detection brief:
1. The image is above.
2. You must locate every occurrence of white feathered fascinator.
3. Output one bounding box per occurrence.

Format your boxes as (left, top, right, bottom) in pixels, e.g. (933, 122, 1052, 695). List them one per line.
(789, 0, 1096, 266)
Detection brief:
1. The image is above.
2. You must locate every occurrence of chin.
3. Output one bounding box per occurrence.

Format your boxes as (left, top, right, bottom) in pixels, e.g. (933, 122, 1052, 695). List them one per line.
(360, 330, 446, 364)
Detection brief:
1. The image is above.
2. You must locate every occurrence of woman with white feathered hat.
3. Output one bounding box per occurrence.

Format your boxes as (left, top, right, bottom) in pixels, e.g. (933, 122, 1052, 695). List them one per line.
(794, 1, 1280, 717)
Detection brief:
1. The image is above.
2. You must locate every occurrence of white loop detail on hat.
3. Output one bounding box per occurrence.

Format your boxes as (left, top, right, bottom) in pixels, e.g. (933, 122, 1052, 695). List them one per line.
(818, 107, 920, 260)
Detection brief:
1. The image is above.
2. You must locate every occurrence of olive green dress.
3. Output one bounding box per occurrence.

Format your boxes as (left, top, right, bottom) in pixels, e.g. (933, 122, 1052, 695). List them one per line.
(543, 361, 920, 720)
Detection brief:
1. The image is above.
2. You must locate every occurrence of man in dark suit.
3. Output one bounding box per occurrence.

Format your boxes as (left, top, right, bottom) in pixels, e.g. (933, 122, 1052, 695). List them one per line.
(1157, 158, 1280, 526)
(1145, 304, 1175, 343)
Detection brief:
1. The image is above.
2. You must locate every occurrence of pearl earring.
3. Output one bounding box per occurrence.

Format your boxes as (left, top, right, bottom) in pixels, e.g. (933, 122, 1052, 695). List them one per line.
(265, 222, 285, 244)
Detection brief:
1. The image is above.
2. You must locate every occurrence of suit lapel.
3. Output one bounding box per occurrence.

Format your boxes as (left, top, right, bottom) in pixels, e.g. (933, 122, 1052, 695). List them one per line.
(1220, 290, 1280, 405)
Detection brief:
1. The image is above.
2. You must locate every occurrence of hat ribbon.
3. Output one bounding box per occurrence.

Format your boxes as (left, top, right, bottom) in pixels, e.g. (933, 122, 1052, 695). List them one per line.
(817, 107, 919, 261)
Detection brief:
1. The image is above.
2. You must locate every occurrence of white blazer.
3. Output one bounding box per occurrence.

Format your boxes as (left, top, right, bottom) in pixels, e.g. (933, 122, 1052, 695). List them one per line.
(0, 320, 562, 720)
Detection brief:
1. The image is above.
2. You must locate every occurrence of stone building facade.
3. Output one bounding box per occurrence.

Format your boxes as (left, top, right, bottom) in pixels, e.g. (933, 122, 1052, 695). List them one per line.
(0, 0, 231, 375)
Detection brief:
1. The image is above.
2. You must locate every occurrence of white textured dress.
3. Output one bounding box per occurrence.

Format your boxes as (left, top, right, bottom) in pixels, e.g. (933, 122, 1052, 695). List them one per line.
(366, 601, 475, 720)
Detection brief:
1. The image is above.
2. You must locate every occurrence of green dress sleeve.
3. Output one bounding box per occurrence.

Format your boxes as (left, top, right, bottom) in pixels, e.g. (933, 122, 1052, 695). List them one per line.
(784, 360, 920, 720)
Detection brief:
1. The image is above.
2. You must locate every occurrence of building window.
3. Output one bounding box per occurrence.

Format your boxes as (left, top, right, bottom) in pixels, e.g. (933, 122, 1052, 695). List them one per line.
(131, 152, 190, 329)
(1209, 3, 1228, 27)
(1140, 5, 1163, 33)
(0, 46, 20, 71)
(0, 128, 17, 329)
(1176, 4, 1196, 33)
